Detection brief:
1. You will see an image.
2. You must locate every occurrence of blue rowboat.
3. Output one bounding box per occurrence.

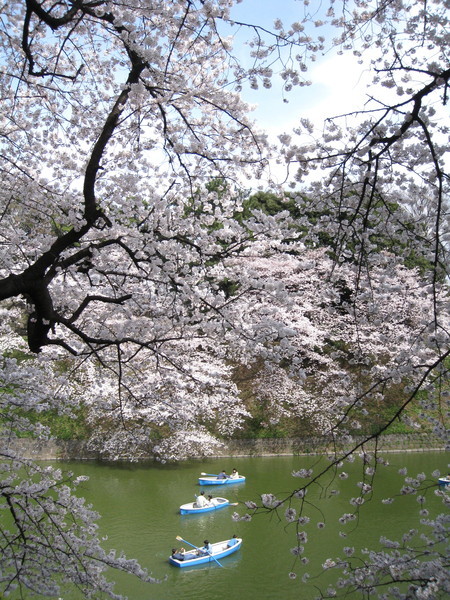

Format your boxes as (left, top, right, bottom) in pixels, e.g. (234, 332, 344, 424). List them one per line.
(169, 538, 242, 568)
(180, 497, 230, 515)
(198, 475, 246, 486)
(438, 477, 450, 487)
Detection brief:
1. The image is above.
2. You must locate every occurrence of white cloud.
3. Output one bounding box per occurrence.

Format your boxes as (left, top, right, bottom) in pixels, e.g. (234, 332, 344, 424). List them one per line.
(252, 51, 373, 141)
(305, 52, 372, 122)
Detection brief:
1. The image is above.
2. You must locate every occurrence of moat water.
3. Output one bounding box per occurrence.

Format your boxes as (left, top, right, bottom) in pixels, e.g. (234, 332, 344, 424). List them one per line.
(39, 451, 447, 599)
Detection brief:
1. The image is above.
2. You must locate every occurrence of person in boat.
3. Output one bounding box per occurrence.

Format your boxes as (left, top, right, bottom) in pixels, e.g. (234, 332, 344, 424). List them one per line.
(226, 534, 239, 548)
(171, 547, 186, 561)
(194, 491, 209, 507)
(217, 470, 228, 479)
(207, 494, 214, 503)
(229, 468, 239, 479)
(198, 539, 212, 555)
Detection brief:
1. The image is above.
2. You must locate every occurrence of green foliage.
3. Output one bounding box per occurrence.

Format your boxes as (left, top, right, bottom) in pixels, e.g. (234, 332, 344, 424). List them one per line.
(241, 190, 436, 275)
(3, 348, 32, 362)
(239, 190, 303, 221)
(216, 277, 240, 299)
(40, 407, 90, 440)
(14, 406, 90, 440)
(382, 419, 416, 435)
(237, 417, 289, 439)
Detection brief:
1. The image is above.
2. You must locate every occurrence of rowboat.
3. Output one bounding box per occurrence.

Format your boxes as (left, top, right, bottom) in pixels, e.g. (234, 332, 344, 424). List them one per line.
(169, 538, 242, 567)
(180, 497, 230, 514)
(438, 477, 450, 487)
(198, 475, 246, 486)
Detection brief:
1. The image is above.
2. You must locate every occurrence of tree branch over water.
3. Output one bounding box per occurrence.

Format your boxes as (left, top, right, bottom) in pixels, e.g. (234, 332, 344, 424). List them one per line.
(0, 0, 448, 598)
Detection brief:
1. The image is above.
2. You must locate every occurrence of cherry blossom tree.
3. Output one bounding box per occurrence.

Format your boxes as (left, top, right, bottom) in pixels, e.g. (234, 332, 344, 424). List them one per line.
(0, 1, 316, 595)
(231, 1, 450, 597)
(226, 246, 445, 434)
(0, 0, 449, 598)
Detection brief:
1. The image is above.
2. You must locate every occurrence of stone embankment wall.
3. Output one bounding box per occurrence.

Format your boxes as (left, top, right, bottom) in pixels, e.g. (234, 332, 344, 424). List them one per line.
(7, 433, 446, 461)
(215, 433, 446, 457)
(6, 439, 97, 461)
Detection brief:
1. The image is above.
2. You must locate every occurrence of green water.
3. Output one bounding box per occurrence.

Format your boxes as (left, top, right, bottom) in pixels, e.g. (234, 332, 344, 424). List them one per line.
(47, 452, 447, 599)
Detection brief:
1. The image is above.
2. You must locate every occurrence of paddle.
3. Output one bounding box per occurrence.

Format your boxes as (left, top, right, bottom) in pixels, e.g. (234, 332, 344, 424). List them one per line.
(200, 472, 219, 477)
(176, 536, 223, 568)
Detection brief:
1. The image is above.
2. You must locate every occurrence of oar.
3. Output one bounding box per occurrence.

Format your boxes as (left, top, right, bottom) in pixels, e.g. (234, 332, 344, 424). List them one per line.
(176, 536, 223, 568)
(200, 472, 219, 477)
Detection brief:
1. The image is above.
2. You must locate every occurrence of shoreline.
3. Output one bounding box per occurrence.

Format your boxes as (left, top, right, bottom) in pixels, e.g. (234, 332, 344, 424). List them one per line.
(6, 433, 447, 462)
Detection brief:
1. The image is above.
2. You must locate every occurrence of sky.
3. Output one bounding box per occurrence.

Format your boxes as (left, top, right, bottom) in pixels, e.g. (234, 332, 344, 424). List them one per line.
(228, 1, 371, 125)
(223, 0, 373, 184)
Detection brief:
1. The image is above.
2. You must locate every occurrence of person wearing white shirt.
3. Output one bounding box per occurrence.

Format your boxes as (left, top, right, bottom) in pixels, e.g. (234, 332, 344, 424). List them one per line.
(195, 491, 209, 507)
